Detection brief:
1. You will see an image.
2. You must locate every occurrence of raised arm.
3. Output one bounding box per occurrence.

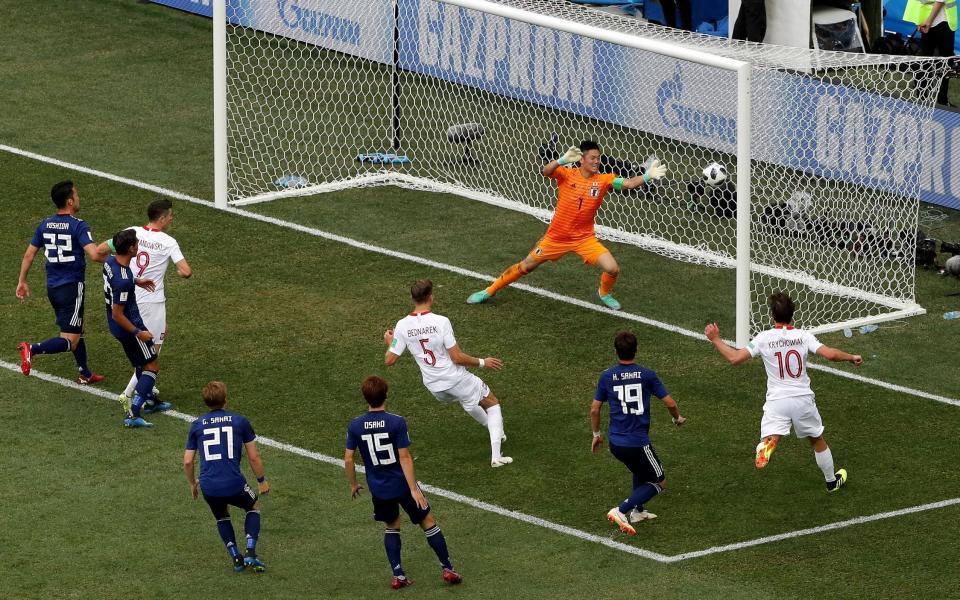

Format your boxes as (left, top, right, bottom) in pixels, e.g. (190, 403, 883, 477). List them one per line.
(383, 329, 400, 366)
(618, 160, 668, 190)
(447, 344, 502, 370)
(83, 242, 108, 263)
(816, 345, 863, 366)
(704, 323, 751, 366)
(543, 146, 582, 177)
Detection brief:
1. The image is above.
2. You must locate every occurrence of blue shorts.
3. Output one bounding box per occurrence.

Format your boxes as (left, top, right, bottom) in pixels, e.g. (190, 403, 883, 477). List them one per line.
(609, 442, 665, 484)
(202, 483, 258, 519)
(47, 282, 85, 334)
(372, 490, 430, 525)
(116, 333, 158, 368)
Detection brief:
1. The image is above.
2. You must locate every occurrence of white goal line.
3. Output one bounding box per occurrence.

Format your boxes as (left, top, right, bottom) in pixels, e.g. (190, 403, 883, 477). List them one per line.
(5, 360, 958, 564)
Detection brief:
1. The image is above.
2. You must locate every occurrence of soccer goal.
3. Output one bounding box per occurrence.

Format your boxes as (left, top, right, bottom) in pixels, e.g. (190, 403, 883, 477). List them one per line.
(214, 0, 949, 345)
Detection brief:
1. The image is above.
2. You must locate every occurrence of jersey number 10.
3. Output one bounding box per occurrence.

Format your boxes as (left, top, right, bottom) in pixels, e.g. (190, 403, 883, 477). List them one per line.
(774, 350, 803, 379)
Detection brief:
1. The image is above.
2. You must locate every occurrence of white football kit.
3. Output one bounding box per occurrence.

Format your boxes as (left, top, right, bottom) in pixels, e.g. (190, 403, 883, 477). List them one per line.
(388, 311, 489, 409)
(747, 325, 825, 438)
(128, 226, 185, 344)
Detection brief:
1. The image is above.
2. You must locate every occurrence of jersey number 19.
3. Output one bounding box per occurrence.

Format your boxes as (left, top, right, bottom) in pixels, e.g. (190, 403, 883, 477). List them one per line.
(614, 383, 644, 415)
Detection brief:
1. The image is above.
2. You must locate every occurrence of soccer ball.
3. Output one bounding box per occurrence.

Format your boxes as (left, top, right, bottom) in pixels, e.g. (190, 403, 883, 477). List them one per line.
(702, 162, 727, 186)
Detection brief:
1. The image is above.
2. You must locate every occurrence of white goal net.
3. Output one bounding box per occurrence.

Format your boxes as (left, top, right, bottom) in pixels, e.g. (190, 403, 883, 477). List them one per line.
(218, 0, 949, 341)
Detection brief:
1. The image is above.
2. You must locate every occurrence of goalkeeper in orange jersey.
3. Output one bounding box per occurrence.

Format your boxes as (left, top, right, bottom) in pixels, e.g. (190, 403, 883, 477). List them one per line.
(467, 140, 666, 310)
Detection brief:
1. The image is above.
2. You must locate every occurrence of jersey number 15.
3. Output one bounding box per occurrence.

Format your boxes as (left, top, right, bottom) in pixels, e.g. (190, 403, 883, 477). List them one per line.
(361, 433, 397, 466)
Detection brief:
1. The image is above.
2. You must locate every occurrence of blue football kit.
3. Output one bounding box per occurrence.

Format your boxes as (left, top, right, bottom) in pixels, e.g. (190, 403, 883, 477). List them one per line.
(31, 214, 95, 333)
(346, 411, 412, 499)
(594, 362, 669, 447)
(186, 410, 257, 498)
(103, 256, 157, 368)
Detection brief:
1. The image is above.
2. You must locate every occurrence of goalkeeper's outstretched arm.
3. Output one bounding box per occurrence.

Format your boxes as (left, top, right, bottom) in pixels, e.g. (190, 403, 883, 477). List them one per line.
(618, 159, 668, 190)
(543, 146, 582, 177)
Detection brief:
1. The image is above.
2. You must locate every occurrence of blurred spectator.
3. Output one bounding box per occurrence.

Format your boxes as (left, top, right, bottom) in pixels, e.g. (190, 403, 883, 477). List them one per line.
(660, 0, 693, 31)
(732, 0, 767, 42)
(904, 0, 956, 105)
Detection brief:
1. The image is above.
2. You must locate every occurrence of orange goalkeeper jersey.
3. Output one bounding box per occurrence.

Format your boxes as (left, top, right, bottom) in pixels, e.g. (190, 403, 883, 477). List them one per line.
(544, 166, 616, 241)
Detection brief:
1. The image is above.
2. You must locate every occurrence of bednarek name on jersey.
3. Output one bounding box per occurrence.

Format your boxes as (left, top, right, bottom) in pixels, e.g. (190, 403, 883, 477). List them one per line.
(389, 311, 465, 392)
(595, 363, 669, 447)
(31, 215, 94, 288)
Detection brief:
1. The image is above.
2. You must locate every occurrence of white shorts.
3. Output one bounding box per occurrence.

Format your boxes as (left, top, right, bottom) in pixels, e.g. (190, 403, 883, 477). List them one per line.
(430, 372, 490, 409)
(760, 395, 824, 439)
(138, 302, 167, 346)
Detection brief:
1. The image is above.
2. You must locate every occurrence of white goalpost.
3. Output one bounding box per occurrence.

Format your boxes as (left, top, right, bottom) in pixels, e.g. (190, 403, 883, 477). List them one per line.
(213, 0, 948, 346)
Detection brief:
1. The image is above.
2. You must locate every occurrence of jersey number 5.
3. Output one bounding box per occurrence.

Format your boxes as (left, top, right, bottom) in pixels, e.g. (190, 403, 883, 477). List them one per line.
(202, 426, 235, 461)
(614, 383, 644, 416)
(418, 339, 437, 366)
(361, 433, 397, 466)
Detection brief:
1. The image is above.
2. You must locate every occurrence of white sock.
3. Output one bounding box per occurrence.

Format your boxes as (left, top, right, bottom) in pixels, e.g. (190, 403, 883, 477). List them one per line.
(463, 403, 488, 426)
(123, 372, 138, 398)
(815, 447, 836, 482)
(485, 405, 504, 460)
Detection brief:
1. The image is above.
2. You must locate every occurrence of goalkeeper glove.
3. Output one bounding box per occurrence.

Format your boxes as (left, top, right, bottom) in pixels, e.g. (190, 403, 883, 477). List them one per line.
(557, 146, 582, 166)
(642, 159, 667, 184)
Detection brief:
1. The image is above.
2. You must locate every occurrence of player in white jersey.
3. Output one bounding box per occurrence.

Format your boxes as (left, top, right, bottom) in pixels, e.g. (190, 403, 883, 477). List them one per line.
(384, 279, 512, 468)
(118, 199, 192, 407)
(705, 292, 862, 492)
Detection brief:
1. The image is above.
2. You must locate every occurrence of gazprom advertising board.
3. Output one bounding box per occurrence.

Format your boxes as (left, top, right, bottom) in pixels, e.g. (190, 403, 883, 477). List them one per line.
(156, 0, 958, 208)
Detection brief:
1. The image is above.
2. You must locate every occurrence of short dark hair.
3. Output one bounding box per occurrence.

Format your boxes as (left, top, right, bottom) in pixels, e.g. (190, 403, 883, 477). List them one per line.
(361, 376, 389, 408)
(410, 279, 433, 303)
(147, 198, 173, 222)
(614, 331, 638, 360)
(113, 229, 138, 256)
(768, 292, 795, 323)
(51, 180, 74, 208)
(202, 381, 227, 409)
(579, 140, 600, 154)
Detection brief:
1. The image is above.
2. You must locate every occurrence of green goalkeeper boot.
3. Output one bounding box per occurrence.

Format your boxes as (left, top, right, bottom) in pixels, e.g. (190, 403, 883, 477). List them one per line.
(597, 291, 621, 311)
(466, 290, 491, 304)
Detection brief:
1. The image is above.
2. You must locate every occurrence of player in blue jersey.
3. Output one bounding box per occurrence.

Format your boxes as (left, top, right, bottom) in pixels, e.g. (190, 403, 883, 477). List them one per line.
(345, 376, 462, 590)
(591, 331, 686, 536)
(102, 229, 171, 427)
(184, 381, 270, 573)
(16, 180, 108, 384)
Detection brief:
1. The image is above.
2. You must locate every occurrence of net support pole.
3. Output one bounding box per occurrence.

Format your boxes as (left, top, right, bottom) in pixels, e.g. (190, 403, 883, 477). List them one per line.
(214, 0, 228, 209)
(734, 63, 752, 348)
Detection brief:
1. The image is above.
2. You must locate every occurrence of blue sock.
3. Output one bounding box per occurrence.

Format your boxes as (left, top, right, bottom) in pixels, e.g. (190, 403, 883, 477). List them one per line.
(31, 337, 70, 355)
(618, 483, 662, 515)
(216, 519, 241, 558)
(423, 525, 452, 570)
(130, 393, 146, 418)
(384, 528, 404, 577)
(244, 511, 261, 555)
(135, 370, 157, 401)
(72, 337, 91, 378)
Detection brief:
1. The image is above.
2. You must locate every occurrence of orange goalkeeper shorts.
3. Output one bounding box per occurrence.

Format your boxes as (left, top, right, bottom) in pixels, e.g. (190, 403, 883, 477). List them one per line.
(527, 236, 610, 265)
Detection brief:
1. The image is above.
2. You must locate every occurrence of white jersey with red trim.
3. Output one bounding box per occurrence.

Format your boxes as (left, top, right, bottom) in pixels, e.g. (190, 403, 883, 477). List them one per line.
(128, 226, 184, 304)
(746, 325, 823, 402)
(388, 311, 466, 393)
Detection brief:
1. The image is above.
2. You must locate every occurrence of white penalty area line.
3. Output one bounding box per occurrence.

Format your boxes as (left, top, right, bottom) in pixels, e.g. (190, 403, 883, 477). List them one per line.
(3, 142, 959, 413)
(7, 359, 960, 564)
